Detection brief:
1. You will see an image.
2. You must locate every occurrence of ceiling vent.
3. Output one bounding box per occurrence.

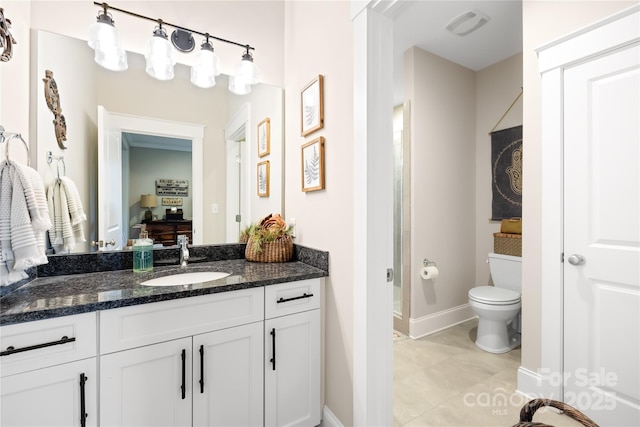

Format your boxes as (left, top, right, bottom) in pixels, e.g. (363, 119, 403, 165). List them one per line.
(445, 9, 490, 36)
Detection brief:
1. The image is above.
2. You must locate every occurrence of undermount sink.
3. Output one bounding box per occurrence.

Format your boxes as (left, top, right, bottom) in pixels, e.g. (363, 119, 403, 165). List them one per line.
(140, 271, 230, 287)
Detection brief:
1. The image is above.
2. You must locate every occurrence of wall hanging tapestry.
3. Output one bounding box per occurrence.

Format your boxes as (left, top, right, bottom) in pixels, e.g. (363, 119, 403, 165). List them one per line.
(491, 125, 522, 220)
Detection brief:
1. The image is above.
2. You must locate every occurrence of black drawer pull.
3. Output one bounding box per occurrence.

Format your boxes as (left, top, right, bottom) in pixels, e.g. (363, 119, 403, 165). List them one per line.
(270, 328, 276, 371)
(276, 293, 313, 304)
(0, 336, 76, 356)
(80, 373, 88, 427)
(181, 349, 186, 399)
(199, 345, 205, 393)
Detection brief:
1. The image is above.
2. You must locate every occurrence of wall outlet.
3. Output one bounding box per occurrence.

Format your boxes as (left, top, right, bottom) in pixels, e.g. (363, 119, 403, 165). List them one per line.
(211, 203, 219, 214)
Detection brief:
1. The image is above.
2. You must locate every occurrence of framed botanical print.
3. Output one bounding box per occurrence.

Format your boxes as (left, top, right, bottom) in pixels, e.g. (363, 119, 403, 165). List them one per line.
(257, 160, 270, 197)
(301, 75, 324, 137)
(301, 137, 325, 192)
(258, 117, 270, 157)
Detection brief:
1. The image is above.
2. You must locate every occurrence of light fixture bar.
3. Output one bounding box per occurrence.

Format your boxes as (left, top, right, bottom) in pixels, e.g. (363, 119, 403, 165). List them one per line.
(93, 2, 255, 52)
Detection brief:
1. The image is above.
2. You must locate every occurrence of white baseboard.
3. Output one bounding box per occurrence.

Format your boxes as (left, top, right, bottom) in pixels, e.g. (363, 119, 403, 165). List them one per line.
(517, 366, 563, 401)
(320, 405, 344, 427)
(408, 304, 476, 339)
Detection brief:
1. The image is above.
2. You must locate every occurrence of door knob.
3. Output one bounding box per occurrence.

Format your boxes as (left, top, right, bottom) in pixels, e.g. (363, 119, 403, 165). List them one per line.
(567, 254, 586, 266)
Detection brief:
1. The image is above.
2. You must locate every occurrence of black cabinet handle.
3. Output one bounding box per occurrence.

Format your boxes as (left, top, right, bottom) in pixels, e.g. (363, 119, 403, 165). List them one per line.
(199, 344, 204, 394)
(181, 349, 186, 400)
(276, 293, 313, 304)
(0, 335, 76, 356)
(79, 373, 88, 427)
(270, 328, 276, 371)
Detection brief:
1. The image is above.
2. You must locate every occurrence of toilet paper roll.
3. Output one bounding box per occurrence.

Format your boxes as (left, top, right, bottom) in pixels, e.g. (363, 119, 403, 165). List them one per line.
(420, 265, 439, 280)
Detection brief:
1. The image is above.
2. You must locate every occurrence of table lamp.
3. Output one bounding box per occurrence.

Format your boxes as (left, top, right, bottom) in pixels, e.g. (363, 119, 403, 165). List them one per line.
(140, 194, 157, 221)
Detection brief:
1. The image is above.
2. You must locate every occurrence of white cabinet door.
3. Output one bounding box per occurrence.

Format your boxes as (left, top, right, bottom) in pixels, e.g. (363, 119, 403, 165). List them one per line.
(1, 358, 97, 427)
(265, 310, 321, 427)
(193, 322, 264, 427)
(100, 338, 192, 427)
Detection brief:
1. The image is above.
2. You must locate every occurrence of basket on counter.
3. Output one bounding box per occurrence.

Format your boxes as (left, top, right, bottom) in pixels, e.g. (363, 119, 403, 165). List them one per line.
(494, 232, 522, 257)
(245, 234, 293, 263)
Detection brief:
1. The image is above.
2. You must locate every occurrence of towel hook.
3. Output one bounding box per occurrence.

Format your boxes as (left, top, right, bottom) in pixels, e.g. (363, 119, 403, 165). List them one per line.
(47, 151, 66, 179)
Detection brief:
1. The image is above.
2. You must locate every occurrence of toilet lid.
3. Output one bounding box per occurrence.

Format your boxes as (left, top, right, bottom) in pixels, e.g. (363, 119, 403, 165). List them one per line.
(469, 286, 520, 305)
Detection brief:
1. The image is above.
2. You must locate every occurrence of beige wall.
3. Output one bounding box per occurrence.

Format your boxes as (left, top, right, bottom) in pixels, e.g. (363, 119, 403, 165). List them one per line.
(405, 47, 477, 322)
(283, 1, 354, 424)
(475, 54, 523, 285)
(521, 0, 637, 373)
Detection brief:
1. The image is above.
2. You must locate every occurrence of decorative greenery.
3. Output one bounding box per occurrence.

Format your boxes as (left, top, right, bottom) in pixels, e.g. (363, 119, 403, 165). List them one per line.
(240, 214, 293, 253)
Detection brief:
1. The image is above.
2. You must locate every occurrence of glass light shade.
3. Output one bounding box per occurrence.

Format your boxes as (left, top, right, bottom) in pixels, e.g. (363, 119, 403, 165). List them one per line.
(93, 43, 128, 71)
(190, 44, 220, 88)
(228, 75, 251, 95)
(145, 29, 175, 81)
(234, 52, 258, 85)
(88, 14, 128, 71)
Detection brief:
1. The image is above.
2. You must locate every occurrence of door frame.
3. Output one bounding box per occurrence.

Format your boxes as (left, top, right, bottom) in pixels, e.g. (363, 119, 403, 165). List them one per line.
(532, 4, 640, 399)
(107, 112, 205, 245)
(224, 103, 251, 243)
(351, 1, 400, 425)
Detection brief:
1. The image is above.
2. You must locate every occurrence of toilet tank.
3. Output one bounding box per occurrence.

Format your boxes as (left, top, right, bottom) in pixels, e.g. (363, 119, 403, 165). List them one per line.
(488, 252, 522, 292)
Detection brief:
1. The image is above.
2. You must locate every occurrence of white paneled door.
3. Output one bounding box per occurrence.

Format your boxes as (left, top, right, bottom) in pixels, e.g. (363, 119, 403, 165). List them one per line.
(563, 40, 640, 425)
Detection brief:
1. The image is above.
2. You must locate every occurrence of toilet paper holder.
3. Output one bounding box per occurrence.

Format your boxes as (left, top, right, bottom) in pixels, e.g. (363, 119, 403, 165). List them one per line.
(423, 258, 437, 268)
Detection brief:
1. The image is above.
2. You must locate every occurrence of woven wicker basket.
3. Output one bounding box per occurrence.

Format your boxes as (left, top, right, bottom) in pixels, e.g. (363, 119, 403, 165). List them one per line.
(245, 235, 293, 263)
(494, 232, 522, 257)
(512, 398, 599, 427)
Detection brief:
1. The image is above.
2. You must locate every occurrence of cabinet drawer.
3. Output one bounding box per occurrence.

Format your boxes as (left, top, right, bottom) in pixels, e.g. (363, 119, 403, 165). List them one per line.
(100, 288, 264, 354)
(0, 312, 97, 377)
(265, 279, 321, 319)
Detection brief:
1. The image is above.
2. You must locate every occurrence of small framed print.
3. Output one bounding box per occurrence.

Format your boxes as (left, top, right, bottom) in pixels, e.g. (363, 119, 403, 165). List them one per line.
(301, 75, 324, 137)
(257, 160, 270, 197)
(301, 137, 325, 192)
(258, 117, 270, 157)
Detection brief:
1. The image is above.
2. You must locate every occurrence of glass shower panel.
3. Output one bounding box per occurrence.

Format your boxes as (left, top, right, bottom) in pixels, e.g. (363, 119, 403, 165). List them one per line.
(393, 130, 403, 317)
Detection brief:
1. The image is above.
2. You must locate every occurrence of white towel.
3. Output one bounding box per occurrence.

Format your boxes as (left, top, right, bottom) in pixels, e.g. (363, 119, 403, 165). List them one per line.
(59, 176, 86, 243)
(47, 176, 86, 253)
(0, 160, 49, 282)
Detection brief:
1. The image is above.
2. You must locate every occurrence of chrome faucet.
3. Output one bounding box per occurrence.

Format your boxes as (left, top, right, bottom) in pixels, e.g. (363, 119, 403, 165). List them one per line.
(178, 235, 190, 267)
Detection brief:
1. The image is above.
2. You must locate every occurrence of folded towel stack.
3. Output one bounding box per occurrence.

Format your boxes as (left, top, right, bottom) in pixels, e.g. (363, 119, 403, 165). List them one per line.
(0, 160, 51, 286)
(47, 175, 87, 254)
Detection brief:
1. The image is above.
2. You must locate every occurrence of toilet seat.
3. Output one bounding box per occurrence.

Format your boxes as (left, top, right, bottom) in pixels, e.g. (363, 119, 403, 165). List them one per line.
(469, 286, 520, 305)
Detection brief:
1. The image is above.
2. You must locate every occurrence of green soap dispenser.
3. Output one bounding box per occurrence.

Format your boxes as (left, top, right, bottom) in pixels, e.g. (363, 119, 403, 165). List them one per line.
(133, 230, 153, 272)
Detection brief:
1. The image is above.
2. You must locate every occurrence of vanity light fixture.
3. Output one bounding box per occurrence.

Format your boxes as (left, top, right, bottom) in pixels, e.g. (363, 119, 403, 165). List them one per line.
(145, 22, 175, 81)
(190, 35, 220, 88)
(88, 2, 258, 92)
(87, 4, 128, 71)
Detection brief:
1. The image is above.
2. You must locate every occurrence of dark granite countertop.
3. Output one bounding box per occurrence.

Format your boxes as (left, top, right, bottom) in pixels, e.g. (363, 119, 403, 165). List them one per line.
(0, 245, 329, 326)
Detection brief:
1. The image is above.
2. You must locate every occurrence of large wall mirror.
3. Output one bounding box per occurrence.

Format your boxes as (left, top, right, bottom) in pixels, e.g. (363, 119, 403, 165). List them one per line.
(32, 30, 284, 254)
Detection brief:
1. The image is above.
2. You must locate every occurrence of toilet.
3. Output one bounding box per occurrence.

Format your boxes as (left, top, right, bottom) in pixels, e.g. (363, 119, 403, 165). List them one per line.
(468, 252, 522, 354)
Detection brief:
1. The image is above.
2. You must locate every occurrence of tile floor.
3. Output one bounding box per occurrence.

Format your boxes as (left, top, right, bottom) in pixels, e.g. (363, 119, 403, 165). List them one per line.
(393, 319, 585, 426)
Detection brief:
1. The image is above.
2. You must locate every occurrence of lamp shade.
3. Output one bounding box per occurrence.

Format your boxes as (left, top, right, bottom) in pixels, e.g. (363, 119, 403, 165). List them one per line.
(228, 75, 251, 95)
(88, 12, 128, 71)
(140, 194, 157, 209)
(190, 41, 220, 88)
(145, 27, 175, 81)
(234, 50, 258, 86)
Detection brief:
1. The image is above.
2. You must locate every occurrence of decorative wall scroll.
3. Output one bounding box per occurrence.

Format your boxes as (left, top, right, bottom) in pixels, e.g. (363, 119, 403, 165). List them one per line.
(258, 117, 270, 157)
(257, 160, 270, 197)
(43, 70, 67, 149)
(162, 197, 183, 206)
(0, 8, 17, 62)
(491, 125, 522, 220)
(301, 137, 325, 192)
(301, 75, 324, 137)
(156, 179, 189, 196)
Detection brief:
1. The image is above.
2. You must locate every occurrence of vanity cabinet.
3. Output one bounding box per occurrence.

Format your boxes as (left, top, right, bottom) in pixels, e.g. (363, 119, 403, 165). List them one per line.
(0, 313, 98, 427)
(265, 280, 322, 427)
(99, 288, 264, 427)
